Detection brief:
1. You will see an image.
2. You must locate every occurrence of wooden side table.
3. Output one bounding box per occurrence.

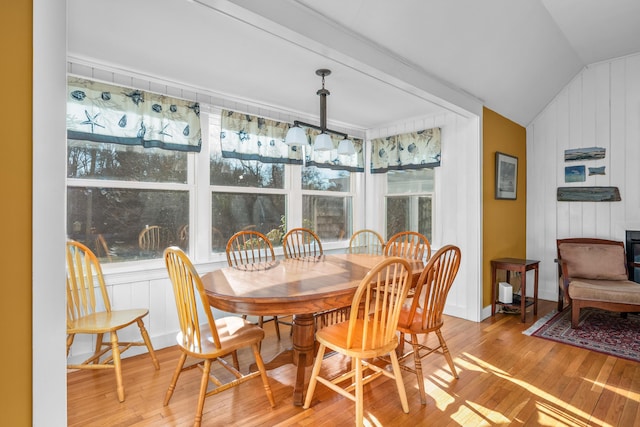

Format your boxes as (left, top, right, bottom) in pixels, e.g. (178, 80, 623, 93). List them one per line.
(491, 258, 540, 322)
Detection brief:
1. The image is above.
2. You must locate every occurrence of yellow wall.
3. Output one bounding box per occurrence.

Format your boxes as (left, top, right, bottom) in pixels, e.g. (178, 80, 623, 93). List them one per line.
(0, 2, 33, 425)
(482, 107, 527, 306)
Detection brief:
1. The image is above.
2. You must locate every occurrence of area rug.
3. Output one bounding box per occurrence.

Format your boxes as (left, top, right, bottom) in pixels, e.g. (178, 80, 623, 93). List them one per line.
(523, 308, 640, 362)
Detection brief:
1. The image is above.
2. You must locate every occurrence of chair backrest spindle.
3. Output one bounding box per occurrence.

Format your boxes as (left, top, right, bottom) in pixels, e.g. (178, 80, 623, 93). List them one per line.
(66, 240, 112, 324)
(385, 231, 431, 262)
(283, 228, 323, 259)
(403, 244, 461, 331)
(346, 257, 412, 350)
(348, 229, 385, 255)
(225, 230, 276, 267)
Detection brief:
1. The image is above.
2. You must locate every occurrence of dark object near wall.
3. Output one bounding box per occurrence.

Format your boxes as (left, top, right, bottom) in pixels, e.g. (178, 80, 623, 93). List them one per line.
(557, 186, 621, 202)
(626, 230, 640, 283)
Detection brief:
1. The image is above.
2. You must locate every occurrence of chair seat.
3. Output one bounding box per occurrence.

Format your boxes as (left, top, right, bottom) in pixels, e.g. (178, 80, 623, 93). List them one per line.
(569, 278, 640, 304)
(177, 316, 265, 358)
(316, 320, 399, 359)
(67, 308, 149, 334)
(397, 307, 443, 334)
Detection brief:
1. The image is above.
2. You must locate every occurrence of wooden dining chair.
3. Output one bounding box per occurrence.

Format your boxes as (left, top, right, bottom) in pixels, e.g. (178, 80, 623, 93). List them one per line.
(384, 231, 431, 262)
(396, 244, 461, 404)
(283, 227, 323, 259)
(66, 240, 159, 402)
(138, 225, 174, 254)
(348, 229, 385, 255)
(314, 229, 385, 332)
(93, 233, 113, 262)
(225, 230, 286, 339)
(177, 224, 189, 250)
(226, 230, 276, 266)
(163, 247, 276, 426)
(303, 257, 413, 427)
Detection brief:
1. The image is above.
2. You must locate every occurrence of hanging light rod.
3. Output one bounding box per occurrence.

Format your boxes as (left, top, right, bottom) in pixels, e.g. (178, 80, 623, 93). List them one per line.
(291, 120, 347, 139)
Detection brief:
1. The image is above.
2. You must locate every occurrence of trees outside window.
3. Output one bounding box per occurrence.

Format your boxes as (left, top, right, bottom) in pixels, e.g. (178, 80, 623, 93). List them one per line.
(302, 166, 352, 242)
(385, 169, 434, 241)
(67, 140, 189, 262)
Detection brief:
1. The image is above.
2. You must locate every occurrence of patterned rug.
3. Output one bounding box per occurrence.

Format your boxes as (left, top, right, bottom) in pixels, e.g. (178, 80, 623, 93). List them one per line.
(523, 308, 640, 362)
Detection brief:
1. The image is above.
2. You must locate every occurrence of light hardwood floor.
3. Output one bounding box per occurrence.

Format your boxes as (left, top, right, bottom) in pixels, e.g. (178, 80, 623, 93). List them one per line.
(67, 300, 640, 426)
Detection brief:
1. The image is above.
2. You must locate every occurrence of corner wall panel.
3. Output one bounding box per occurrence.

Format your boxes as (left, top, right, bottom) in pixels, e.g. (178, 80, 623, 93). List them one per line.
(527, 52, 640, 302)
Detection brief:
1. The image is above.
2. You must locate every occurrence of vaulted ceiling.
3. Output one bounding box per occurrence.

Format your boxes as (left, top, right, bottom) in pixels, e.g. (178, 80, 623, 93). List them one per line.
(68, 0, 640, 129)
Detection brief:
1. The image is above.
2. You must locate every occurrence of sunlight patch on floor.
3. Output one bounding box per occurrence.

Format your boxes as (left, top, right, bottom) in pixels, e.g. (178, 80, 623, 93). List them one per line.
(463, 352, 608, 427)
(363, 413, 384, 427)
(454, 355, 488, 373)
(530, 401, 592, 427)
(452, 400, 510, 425)
(584, 376, 640, 402)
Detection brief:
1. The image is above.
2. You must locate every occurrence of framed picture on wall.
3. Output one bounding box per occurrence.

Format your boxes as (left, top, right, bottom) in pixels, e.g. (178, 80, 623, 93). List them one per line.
(495, 152, 518, 200)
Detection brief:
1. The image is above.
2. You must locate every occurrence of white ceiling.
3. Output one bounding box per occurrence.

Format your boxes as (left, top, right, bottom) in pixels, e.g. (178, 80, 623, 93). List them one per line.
(68, 0, 640, 129)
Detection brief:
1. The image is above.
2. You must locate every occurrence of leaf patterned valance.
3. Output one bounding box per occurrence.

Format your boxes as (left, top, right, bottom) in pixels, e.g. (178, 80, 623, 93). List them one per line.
(67, 77, 202, 152)
(220, 110, 364, 172)
(370, 127, 441, 173)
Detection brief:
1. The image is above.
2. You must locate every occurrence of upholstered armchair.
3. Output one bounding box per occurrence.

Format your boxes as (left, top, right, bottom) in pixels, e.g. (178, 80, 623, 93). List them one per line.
(556, 238, 640, 328)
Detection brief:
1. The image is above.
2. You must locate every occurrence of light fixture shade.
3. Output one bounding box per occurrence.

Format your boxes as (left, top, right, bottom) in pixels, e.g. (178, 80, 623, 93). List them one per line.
(337, 138, 356, 155)
(314, 133, 334, 151)
(285, 126, 308, 146)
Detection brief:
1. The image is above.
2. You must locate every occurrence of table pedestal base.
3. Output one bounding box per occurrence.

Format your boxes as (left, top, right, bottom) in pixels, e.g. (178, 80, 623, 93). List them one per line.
(251, 313, 315, 406)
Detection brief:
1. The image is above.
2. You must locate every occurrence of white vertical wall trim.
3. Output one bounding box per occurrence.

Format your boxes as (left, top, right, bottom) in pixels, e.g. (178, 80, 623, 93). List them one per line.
(527, 52, 640, 303)
(34, 0, 67, 424)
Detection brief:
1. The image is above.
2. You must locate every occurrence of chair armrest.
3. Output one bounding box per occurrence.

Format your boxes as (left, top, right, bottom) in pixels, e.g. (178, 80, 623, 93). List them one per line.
(555, 258, 571, 293)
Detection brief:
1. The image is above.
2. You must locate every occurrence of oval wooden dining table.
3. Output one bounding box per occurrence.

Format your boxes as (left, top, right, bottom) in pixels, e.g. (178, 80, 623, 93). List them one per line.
(200, 253, 423, 406)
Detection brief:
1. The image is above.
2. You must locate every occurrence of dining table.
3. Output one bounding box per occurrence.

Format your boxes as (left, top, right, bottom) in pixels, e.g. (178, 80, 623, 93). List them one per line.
(200, 253, 423, 406)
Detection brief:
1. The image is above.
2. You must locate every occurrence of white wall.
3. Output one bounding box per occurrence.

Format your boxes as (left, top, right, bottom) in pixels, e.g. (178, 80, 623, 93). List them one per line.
(526, 52, 640, 303)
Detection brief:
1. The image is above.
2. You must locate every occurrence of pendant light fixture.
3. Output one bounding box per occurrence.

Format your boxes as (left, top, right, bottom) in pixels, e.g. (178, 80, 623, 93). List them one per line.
(337, 138, 356, 155)
(285, 69, 356, 155)
(284, 124, 308, 147)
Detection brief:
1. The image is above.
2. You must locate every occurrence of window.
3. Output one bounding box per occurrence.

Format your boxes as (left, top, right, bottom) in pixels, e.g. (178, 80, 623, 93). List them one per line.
(302, 167, 352, 241)
(211, 192, 286, 249)
(67, 140, 189, 262)
(385, 168, 434, 241)
(210, 116, 287, 249)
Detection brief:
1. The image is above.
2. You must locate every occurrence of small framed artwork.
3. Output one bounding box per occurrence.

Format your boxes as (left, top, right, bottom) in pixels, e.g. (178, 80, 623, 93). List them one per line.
(565, 165, 586, 182)
(495, 152, 518, 200)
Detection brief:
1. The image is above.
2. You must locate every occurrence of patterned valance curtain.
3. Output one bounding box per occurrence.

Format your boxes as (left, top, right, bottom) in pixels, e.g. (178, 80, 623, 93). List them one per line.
(220, 110, 302, 164)
(370, 127, 441, 173)
(221, 110, 365, 172)
(67, 77, 202, 152)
